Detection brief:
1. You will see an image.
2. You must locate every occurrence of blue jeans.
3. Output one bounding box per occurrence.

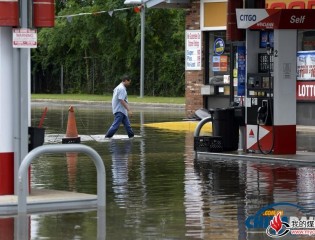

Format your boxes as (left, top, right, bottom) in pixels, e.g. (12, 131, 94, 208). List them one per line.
(105, 112, 134, 138)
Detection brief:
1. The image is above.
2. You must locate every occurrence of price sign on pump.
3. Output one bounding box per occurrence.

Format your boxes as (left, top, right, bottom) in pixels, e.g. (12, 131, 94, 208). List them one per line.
(12, 28, 37, 48)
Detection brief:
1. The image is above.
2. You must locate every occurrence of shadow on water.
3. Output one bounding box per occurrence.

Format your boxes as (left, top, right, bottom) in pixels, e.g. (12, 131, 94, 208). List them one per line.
(2, 103, 315, 239)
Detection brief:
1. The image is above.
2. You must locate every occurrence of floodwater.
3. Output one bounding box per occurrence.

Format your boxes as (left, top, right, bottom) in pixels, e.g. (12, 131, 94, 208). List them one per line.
(2, 102, 315, 240)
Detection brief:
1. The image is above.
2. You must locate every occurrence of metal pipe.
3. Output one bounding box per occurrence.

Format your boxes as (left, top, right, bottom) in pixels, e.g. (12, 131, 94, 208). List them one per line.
(124, 0, 145, 97)
(14, 0, 30, 194)
(193, 116, 213, 137)
(140, 1, 145, 98)
(18, 144, 106, 213)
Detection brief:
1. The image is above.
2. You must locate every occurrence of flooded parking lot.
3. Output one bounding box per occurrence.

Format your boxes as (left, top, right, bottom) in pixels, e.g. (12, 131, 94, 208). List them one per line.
(1, 102, 315, 239)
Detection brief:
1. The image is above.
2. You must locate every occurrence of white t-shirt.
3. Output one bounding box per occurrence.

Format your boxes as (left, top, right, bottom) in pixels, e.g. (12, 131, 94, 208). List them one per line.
(112, 82, 128, 116)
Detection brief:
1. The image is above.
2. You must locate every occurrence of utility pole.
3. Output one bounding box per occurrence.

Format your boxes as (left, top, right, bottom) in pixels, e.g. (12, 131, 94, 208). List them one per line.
(124, 0, 145, 98)
(13, 0, 31, 193)
(140, 0, 145, 98)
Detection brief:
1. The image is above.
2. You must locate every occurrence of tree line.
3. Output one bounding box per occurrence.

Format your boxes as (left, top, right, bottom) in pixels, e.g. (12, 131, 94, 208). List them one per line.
(32, 0, 186, 96)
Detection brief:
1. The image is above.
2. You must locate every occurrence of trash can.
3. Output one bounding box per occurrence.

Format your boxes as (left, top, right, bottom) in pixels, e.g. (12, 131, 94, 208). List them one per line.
(28, 127, 45, 152)
(212, 108, 239, 151)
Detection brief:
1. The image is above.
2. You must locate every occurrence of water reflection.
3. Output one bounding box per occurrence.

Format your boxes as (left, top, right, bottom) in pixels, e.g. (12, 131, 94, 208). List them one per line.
(187, 143, 315, 239)
(28, 208, 105, 240)
(0, 218, 14, 239)
(297, 167, 315, 215)
(66, 152, 78, 191)
(188, 158, 244, 239)
(110, 140, 132, 208)
(4, 103, 313, 239)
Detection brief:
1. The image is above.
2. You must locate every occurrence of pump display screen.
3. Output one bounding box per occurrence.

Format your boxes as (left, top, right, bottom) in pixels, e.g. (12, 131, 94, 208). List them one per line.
(262, 76, 271, 88)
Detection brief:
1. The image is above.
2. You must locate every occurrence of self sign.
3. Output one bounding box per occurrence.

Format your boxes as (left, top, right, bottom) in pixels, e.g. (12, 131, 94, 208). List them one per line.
(290, 15, 306, 23)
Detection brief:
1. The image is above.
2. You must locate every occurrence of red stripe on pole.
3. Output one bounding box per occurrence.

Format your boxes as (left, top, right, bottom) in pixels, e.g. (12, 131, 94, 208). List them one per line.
(273, 125, 296, 154)
(0, 152, 14, 195)
(33, 0, 55, 27)
(0, 2, 19, 26)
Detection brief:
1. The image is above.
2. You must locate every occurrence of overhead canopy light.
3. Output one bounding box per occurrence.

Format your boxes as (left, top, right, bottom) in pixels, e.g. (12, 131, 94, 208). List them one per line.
(124, 0, 142, 4)
(146, 0, 191, 9)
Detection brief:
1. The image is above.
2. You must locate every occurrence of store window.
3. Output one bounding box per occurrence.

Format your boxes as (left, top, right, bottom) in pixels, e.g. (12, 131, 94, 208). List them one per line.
(299, 30, 315, 51)
(297, 30, 315, 101)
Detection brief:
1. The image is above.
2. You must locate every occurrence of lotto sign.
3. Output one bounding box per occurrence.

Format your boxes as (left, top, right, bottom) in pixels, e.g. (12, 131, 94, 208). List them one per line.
(13, 28, 37, 48)
(296, 81, 315, 100)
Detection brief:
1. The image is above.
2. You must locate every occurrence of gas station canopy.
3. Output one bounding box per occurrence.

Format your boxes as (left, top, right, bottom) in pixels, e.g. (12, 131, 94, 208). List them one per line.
(236, 9, 315, 30)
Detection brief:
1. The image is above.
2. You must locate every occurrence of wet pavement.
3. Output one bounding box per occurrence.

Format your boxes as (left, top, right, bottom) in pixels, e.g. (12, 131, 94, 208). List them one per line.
(1, 101, 315, 239)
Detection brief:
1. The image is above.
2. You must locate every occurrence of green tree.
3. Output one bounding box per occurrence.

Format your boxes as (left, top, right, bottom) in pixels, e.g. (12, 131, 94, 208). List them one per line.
(31, 0, 185, 96)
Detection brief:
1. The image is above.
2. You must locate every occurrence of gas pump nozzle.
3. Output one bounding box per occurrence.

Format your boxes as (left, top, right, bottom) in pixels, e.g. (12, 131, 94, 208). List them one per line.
(257, 100, 268, 125)
(266, 42, 273, 56)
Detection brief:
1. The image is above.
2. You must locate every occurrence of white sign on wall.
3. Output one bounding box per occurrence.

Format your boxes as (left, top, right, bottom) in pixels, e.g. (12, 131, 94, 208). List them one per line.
(185, 30, 202, 70)
(13, 28, 37, 48)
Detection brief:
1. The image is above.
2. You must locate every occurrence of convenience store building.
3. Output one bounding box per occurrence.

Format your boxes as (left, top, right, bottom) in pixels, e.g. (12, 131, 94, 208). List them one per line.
(147, 0, 315, 126)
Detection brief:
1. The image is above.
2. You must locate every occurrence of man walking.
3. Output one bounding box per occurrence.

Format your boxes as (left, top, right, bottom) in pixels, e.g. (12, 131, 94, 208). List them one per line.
(105, 75, 134, 139)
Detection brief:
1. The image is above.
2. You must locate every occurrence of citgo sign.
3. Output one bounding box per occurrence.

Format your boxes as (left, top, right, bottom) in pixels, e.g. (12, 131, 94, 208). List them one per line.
(266, 0, 315, 9)
(236, 8, 315, 29)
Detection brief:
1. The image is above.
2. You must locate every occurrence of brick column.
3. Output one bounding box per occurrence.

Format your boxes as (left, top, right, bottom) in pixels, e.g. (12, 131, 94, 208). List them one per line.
(185, 0, 204, 118)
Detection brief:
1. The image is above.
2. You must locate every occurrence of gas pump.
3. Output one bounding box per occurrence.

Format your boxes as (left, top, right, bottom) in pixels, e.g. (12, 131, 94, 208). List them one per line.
(246, 31, 275, 154)
(247, 72, 273, 126)
(236, 8, 298, 155)
(257, 42, 274, 154)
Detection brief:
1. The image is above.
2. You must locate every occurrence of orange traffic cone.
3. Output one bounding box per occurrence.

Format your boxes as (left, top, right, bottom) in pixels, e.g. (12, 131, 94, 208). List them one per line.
(62, 106, 81, 144)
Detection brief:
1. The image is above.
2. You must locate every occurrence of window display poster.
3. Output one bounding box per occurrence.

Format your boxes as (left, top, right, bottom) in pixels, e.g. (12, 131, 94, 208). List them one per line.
(297, 51, 315, 80)
(237, 46, 246, 96)
(185, 30, 202, 70)
(212, 55, 228, 72)
(214, 38, 225, 55)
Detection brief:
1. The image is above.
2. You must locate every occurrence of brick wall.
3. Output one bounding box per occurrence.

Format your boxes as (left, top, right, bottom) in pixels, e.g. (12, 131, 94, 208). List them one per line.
(185, 0, 204, 118)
